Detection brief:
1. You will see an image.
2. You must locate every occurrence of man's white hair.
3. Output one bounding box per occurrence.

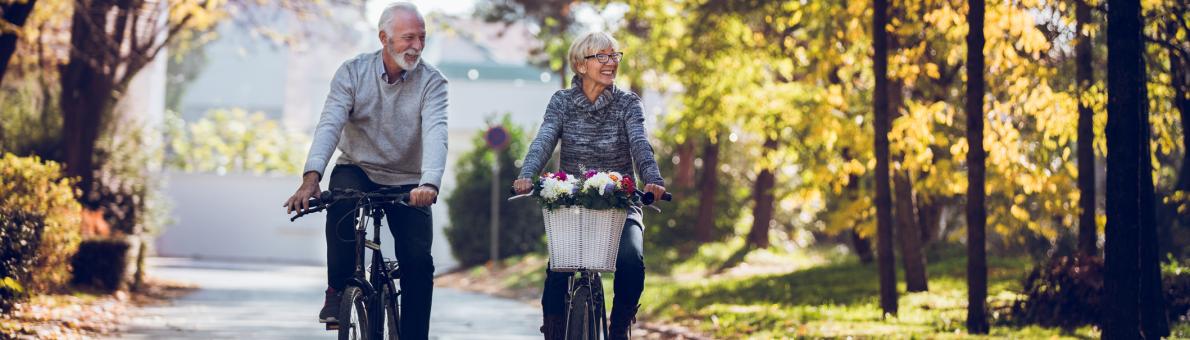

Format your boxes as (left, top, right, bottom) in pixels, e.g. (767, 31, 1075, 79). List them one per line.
(378, 2, 423, 35)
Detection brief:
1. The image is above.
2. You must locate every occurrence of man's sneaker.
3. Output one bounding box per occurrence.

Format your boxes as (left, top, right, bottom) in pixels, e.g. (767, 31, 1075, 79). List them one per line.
(319, 287, 341, 323)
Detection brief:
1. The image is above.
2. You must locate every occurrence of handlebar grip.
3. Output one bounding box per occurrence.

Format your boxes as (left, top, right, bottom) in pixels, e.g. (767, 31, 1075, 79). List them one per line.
(641, 192, 673, 205)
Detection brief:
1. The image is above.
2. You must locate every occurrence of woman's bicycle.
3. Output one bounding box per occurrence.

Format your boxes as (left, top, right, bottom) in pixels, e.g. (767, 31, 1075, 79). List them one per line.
(291, 187, 431, 340)
(511, 190, 671, 340)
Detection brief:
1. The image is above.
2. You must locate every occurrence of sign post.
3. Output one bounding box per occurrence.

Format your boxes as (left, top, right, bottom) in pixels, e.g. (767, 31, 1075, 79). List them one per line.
(484, 126, 509, 269)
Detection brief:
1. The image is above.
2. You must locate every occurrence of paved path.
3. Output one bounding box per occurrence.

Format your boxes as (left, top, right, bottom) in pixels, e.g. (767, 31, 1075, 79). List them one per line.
(109, 258, 540, 339)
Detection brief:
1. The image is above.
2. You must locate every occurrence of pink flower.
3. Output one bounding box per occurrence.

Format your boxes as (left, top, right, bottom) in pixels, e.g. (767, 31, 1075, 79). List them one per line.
(584, 170, 597, 179)
(556, 172, 568, 181)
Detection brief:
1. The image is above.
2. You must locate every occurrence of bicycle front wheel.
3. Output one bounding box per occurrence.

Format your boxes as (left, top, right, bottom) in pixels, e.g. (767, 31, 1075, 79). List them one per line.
(381, 282, 400, 340)
(338, 286, 370, 340)
(564, 285, 591, 340)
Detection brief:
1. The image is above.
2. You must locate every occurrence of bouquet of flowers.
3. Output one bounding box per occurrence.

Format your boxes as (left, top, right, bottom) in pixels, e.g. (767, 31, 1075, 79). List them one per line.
(529, 169, 640, 210)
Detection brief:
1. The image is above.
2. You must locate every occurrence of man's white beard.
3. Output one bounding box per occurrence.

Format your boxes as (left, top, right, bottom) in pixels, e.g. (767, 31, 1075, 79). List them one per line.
(389, 46, 421, 71)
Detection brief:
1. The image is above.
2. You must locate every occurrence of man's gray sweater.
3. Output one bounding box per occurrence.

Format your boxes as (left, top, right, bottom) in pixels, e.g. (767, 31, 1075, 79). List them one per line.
(303, 51, 449, 188)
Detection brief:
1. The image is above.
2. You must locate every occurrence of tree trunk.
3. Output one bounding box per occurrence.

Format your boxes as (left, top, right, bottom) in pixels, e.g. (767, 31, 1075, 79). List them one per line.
(0, 0, 37, 85)
(872, 0, 899, 316)
(965, 0, 989, 334)
(843, 148, 874, 264)
(1104, 0, 1169, 337)
(694, 140, 719, 243)
(675, 140, 696, 189)
(61, 1, 116, 203)
(886, 42, 928, 292)
(894, 172, 928, 292)
(747, 138, 778, 249)
(1076, 0, 1099, 257)
(917, 198, 942, 243)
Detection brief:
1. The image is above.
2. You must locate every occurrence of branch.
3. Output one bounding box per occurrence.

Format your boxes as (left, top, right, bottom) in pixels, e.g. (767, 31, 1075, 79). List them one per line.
(1145, 34, 1190, 62)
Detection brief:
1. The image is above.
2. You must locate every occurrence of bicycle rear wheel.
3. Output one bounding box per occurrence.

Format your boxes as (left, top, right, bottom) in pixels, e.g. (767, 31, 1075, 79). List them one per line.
(380, 282, 400, 340)
(564, 284, 592, 340)
(338, 286, 370, 340)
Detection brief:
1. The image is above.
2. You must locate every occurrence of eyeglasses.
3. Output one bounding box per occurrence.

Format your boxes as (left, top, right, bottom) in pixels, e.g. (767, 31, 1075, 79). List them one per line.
(584, 52, 624, 64)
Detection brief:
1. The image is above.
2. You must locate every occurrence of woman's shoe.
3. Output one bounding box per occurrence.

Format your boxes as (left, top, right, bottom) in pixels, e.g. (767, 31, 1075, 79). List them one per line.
(608, 304, 639, 340)
(541, 314, 565, 340)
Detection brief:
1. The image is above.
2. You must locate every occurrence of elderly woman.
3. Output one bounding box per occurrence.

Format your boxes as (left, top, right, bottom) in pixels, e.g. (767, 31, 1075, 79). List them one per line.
(513, 32, 666, 340)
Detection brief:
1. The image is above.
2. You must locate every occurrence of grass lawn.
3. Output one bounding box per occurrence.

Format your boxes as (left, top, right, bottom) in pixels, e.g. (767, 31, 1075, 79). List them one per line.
(455, 239, 1187, 339)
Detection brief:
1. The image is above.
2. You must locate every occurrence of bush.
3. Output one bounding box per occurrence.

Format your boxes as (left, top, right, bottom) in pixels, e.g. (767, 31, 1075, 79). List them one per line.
(445, 115, 543, 267)
(1163, 258, 1190, 322)
(0, 211, 44, 311)
(1010, 255, 1103, 330)
(70, 238, 132, 292)
(0, 154, 82, 309)
(164, 108, 310, 175)
(88, 119, 171, 236)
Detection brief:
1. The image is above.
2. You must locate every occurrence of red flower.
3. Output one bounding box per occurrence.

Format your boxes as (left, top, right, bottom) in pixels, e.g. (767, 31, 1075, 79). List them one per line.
(621, 176, 635, 195)
(556, 172, 568, 181)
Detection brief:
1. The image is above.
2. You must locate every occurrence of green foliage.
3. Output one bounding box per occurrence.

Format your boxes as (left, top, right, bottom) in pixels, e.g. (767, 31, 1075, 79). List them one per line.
(445, 114, 544, 267)
(0, 154, 82, 300)
(0, 77, 61, 159)
(641, 138, 746, 273)
(610, 0, 1188, 258)
(164, 108, 310, 175)
(1163, 256, 1190, 323)
(89, 120, 171, 236)
(0, 211, 42, 312)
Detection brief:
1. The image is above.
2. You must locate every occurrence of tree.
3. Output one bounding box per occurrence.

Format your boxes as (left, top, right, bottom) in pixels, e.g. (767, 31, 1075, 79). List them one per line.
(59, 0, 224, 205)
(475, 0, 580, 89)
(694, 139, 719, 242)
(1075, 0, 1098, 256)
(873, 0, 899, 317)
(1102, 0, 1168, 337)
(0, 0, 37, 85)
(965, 0, 988, 334)
(747, 137, 777, 248)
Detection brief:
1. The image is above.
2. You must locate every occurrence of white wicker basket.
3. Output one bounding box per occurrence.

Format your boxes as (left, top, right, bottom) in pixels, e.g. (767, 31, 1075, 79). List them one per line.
(541, 206, 627, 272)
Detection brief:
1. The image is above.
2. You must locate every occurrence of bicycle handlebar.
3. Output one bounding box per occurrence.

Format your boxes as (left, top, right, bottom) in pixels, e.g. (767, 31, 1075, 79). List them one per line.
(507, 188, 673, 205)
(289, 188, 435, 222)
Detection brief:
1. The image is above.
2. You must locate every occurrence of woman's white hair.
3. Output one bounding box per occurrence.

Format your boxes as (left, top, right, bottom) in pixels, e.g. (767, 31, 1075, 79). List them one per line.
(568, 32, 620, 74)
(378, 2, 423, 35)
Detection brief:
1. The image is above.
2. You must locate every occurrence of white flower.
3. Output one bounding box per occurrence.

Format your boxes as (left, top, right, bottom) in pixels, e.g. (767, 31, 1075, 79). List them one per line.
(540, 177, 577, 202)
(582, 172, 617, 196)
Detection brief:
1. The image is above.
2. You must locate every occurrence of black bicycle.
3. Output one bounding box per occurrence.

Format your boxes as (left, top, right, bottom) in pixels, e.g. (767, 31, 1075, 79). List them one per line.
(291, 187, 430, 340)
(510, 190, 671, 340)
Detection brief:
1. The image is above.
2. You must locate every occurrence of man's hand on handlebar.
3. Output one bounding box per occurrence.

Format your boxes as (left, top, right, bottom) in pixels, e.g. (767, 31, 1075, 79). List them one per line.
(285, 171, 322, 214)
(409, 185, 438, 207)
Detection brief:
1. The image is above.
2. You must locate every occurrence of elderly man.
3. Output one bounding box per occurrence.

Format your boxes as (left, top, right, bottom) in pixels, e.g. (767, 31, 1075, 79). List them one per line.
(284, 2, 447, 338)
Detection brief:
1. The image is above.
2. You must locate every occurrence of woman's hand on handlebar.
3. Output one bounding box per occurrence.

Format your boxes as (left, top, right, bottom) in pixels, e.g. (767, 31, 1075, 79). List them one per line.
(285, 172, 322, 214)
(643, 183, 666, 202)
(513, 178, 533, 194)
